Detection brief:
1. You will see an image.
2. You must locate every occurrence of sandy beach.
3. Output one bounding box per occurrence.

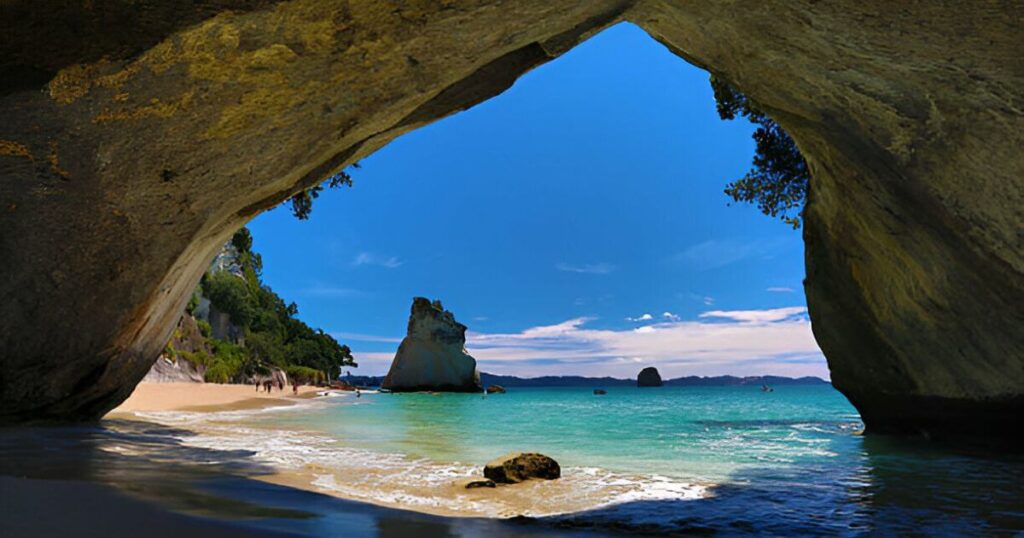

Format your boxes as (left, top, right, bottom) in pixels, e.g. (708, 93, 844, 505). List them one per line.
(103, 382, 644, 525)
(109, 382, 322, 414)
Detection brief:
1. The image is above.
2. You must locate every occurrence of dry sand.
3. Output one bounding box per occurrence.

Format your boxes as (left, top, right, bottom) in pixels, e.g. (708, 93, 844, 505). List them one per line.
(108, 381, 322, 414)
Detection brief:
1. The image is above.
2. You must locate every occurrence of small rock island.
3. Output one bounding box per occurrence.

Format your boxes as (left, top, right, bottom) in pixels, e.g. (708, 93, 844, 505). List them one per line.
(637, 367, 663, 387)
(382, 297, 483, 393)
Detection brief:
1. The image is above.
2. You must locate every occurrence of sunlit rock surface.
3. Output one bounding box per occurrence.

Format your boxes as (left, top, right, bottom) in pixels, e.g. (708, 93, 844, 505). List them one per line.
(382, 298, 482, 393)
(0, 1, 1020, 441)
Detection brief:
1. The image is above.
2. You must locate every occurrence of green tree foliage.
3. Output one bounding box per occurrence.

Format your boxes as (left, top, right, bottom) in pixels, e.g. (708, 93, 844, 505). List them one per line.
(202, 272, 256, 327)
(710, 76, 809, 229)
(284, 330, 355, 383)
(245, 331, 286, 368)
(195, 228, 357, 383)
(286, 365, 327, 385)
(185, 287, 201, 315)
(179, 350, 210, 369)
(230, 226, 253, 253)
(203, 340, 247, 383)
(288, 166, 358, 220)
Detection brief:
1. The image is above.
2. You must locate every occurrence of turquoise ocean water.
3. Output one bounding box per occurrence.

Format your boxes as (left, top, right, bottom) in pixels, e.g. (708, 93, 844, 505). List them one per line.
(284, 385, 859, 484)
(136, 384, 1024, 534)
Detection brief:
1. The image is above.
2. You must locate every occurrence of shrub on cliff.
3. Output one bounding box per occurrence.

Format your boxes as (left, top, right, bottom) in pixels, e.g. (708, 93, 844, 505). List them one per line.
(179, 350, 210, 369)
(711, 75, 809, 229)
(288, 166, 357, 220)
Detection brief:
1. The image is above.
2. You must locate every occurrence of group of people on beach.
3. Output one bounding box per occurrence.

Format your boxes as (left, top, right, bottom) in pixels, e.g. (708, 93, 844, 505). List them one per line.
(256, 377, 303, 395)
(257, 379, 283, 393)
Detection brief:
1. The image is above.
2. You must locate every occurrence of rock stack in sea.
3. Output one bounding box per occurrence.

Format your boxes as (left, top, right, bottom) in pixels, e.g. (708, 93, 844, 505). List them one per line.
(382, 297, 483, 392)
(637, 367, 663, 387)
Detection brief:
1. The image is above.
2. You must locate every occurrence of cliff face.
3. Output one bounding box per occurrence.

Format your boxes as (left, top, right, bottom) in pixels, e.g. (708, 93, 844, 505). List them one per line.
(0, 1, 1021, 440)
(142, 315, 207, 383)
(382, 298, 482, 393)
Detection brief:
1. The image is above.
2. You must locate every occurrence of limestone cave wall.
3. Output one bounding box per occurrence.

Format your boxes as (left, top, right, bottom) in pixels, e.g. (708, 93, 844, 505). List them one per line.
(1, 1, 1021, 440)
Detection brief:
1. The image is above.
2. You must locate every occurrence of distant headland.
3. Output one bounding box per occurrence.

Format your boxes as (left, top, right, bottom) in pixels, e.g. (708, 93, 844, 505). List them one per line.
(344, 372, 828, 388)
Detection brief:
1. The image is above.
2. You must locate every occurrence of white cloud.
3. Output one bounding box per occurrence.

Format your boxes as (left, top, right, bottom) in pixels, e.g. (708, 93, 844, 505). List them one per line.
(346, 307, 826, 379)
(662, 311, 681, 322)
(767, 286, 795, 293)
(353, 252, 403, 268)
(673, 238, 784, 271)
(555, 262, 616, 275)
(626, 313, 654, 322)
(698, 306, 807, 323)
(679, 292, 715, 306)
(459, 307, 825, 379)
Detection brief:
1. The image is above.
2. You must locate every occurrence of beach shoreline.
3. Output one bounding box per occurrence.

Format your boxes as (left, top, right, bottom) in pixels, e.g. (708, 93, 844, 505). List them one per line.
(105, 384, 713, 524)
(108, 381, 322, 414)
(98, 384, 653, 530)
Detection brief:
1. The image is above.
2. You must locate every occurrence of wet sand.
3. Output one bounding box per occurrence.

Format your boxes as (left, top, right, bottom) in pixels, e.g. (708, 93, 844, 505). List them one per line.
(109, 382, 321, 413)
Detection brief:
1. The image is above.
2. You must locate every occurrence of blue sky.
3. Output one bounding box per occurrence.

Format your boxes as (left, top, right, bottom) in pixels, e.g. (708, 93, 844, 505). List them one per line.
(248, 23, 826, 379)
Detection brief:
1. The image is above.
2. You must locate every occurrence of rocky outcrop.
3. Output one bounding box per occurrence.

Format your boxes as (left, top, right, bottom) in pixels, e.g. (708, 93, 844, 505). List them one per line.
(0, 2, 1021, 441)
(142, 315, 208, 383)
(142, 355, 204, 383)
(381, 298, 482, 393)
(483, 453, 561, 484)
(207, 304, 244, 344)
(637, 367, 662, 387)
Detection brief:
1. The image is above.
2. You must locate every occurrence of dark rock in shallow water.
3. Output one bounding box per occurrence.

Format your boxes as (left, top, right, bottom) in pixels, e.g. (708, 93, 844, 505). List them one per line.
(484, 453, 561, 484)
(461, 478, 497, 489)
(381, 298, 482, 393)
(637, 367, 663, 387)
(486, 385, 506, 394)
(593, 389, 607, 395)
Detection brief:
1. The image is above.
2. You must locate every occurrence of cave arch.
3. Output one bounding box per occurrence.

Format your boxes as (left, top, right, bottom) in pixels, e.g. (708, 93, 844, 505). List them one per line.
(1, 1, 1021, 441)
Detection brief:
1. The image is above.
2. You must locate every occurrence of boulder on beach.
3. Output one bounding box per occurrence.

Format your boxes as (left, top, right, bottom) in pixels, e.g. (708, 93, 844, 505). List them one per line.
(486, 385, 506, 394)
(483, 452, 561, 484)
(382, 297, 483, 393)
(637, 367, 663, 387)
